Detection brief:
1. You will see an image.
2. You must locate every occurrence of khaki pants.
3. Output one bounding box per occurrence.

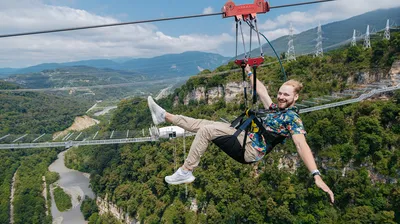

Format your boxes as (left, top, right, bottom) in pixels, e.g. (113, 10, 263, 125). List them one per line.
(172, 115, 260, 170)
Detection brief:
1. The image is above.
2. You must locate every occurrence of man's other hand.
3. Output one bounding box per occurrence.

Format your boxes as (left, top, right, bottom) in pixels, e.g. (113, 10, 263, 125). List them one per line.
(314, 175, 335, 204)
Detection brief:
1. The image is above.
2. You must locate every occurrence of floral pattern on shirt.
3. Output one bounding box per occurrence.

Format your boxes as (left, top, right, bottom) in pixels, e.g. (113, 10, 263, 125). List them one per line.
(248, 103, 306, 161)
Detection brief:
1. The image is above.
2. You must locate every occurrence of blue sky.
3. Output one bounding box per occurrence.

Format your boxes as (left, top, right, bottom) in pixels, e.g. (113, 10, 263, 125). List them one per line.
(42, 0, 316, 36)
(0, 0, 399, 67)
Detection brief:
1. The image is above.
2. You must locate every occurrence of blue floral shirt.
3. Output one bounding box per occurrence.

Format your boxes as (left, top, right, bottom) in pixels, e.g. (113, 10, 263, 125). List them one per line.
(248, 103, 306, 161)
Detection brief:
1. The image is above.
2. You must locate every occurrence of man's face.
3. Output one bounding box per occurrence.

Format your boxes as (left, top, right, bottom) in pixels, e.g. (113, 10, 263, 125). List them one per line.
(277, 84, 298, 109)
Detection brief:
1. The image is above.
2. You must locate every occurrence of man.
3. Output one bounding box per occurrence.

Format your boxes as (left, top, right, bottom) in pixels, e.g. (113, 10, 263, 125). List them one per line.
(148, 65, 334, 203)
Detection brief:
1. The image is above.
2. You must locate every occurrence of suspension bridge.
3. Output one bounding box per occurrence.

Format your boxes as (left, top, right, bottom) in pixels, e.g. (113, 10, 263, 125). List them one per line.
(1, 80, 399, 150)
(0, 0, 399, 150)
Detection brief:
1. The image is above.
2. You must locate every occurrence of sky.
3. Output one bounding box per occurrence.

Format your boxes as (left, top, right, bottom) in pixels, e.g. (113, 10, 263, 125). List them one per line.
(0, 0, 399, 68)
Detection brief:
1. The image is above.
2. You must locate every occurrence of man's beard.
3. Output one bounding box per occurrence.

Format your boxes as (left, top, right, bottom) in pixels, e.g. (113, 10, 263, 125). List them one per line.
(278, 98, 294, 109)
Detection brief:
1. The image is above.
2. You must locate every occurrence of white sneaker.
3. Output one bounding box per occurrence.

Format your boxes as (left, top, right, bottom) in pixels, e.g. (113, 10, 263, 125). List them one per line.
(165, 168, 195, 185)
(147, 96, 166, 125)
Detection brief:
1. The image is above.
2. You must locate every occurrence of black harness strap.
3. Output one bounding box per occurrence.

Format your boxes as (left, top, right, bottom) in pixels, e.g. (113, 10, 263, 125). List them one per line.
(252, 66, 257, 105)
(213, 109, 289, 164)
(212, 135, 251, 164)
(240, 63, 248, 108)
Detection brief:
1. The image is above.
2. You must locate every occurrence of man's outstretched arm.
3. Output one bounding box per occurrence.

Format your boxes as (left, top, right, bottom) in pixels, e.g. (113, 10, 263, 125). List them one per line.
(292, 134, 335, 203)
(245, 65, 273, 109)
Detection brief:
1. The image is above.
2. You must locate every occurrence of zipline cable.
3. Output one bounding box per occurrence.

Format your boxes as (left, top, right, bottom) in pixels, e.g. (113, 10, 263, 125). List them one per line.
(0, 13, 221, 39)
(0, 0, 336, 39)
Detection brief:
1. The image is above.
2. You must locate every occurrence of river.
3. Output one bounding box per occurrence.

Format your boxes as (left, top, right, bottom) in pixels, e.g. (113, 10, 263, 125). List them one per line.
(48, 149, 95, 224)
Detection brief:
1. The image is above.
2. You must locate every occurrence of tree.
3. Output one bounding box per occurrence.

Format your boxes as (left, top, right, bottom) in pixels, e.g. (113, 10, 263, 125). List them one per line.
(346, 46, 363, 63)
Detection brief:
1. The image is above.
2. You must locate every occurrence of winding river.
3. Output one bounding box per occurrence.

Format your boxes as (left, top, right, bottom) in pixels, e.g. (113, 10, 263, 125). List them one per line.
(48, 149, 95, 224)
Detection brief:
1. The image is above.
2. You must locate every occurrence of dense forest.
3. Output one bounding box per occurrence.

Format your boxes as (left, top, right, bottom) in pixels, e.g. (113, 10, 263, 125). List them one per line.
(0, 81, 92, 135)
(64, 32, 400, 223)
(0, 148, 61, 224)
(0, 150, 19, 223)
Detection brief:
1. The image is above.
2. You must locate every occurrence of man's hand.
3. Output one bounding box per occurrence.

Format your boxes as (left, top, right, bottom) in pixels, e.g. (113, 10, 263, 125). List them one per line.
(245, 64, 252, 74)
(314, 175, 335, 204)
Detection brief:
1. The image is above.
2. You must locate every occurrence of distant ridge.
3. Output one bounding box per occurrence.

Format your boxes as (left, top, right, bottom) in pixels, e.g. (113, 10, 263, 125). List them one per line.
(0, 51, 229, 78)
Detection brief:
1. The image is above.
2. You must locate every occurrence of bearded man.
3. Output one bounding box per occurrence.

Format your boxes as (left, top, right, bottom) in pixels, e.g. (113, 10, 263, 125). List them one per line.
(148, 65, 334, 203)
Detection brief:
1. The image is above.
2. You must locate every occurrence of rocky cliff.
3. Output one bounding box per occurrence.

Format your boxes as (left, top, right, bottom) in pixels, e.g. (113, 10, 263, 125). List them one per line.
(97, 195, 138, 224)
(178, 60, 400, 106)
(181, 82, 244, 105)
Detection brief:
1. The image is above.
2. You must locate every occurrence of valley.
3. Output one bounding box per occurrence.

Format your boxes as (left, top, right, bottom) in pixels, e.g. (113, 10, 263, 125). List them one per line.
(0, 7, 399, 223)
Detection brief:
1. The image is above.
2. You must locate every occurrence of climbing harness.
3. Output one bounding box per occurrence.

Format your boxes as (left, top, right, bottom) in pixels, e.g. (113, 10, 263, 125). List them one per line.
(212, 107, 291, 164)
(212, 0, 291, 164)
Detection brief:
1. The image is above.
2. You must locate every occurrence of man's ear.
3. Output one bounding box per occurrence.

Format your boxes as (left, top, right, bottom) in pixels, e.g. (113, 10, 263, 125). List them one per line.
(294, 93, 299, 101)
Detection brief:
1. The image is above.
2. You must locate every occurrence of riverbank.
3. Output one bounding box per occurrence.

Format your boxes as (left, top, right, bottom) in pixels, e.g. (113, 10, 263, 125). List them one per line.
(9, 170, 17, 224)
(49, 149, 95, 224)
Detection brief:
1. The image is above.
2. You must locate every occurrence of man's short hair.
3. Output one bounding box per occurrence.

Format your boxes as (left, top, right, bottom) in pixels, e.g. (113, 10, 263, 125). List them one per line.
(283, 79, 303, 94)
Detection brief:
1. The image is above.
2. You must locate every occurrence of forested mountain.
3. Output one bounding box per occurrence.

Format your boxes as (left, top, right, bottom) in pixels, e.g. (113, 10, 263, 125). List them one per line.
(118, 51, 229, 78)
(0, 81, 91, 135)
(247, 7, 400, 58)
(0, 68, 16, 77)
(63, 32, 400, 223)
(1, 52, 229, 101)
(5, 66, 144, 89)
(0, 51, 229, 79)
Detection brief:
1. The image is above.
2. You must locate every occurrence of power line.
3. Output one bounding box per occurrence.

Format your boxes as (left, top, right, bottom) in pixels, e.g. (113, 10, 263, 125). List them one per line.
(0, 0, 336, 39)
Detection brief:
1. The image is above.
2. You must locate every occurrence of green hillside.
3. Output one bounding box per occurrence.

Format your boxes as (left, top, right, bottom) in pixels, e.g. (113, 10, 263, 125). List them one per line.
(6, 66, 145, 89)
(3, 65, 190, 101)
(250, 7, 400, 57)
(0, 81, 91, 135)
(63, 32, 400, 223)
(1, 51, 229, 79)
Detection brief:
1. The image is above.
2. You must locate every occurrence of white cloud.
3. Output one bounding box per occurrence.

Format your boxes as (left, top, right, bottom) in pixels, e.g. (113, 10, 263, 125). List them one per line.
(258, 0, 400, 41)
(2, 0, 399, 68)
(0, 1, 233, 67)
(318, 0, 400, 19)
(203, 7, 214, 14)
(259, 11, 334, 31)
(263, 28, 295, 41)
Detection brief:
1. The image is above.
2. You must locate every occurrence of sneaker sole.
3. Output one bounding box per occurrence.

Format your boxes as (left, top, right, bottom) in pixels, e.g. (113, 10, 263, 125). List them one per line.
(148, 97, 160, 125)
(165, 176, 195, 185)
